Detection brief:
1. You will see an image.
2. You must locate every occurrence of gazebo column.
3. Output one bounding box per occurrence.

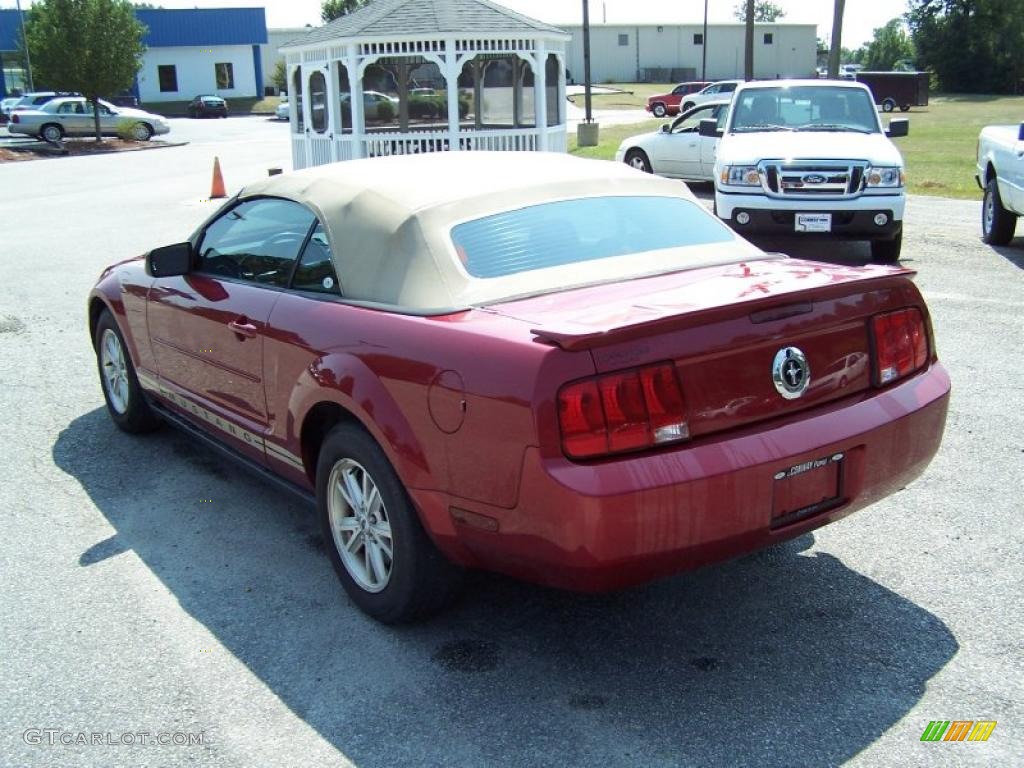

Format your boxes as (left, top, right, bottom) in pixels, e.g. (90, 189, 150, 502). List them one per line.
(445, 45, 461, 151)
(473, 60, 484, 130)
(349, 46, 365, 159)
(535, 41, 548, 150)
(327, 61, 342, 162)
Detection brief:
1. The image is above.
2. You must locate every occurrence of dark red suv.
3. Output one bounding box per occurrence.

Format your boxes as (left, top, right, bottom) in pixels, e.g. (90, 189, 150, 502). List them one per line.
(645, 82, 712, 117)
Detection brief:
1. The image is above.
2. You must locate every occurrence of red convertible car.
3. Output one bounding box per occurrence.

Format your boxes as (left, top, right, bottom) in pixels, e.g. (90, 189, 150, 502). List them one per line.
(89, 152, 950, 623)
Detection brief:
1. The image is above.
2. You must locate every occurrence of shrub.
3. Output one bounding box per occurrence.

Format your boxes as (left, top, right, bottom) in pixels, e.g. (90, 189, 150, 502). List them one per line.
(376, 100, 396, 121)
(115, 119, 139, 141)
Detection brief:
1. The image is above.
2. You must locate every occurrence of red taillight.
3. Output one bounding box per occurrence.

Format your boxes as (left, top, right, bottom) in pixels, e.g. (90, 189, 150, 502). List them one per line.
(558, 362, 689, 459)
(11, 113, 18, 123)
(872, 307, 928, 386)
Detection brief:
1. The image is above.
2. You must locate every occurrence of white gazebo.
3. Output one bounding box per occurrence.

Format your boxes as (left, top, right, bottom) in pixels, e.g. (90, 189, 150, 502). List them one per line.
(280, 0, 570, 169)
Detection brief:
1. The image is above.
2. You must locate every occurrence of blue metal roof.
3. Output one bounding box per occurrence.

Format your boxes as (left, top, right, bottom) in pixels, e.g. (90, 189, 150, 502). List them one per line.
(136, 8, 267, 47)
(0, 8, 267, 51)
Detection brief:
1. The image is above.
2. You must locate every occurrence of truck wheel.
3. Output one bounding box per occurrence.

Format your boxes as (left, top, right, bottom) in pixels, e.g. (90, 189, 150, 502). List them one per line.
(982, 178, 1018, 245)
(881, 98, 896, 113)
(899, 104, 910, 112)
(870, 232, 902, 264)
(652, 103, 667, 118)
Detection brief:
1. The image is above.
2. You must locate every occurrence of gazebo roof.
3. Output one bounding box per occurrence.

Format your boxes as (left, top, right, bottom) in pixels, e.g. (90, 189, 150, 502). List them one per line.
(283, 0, 567, 48)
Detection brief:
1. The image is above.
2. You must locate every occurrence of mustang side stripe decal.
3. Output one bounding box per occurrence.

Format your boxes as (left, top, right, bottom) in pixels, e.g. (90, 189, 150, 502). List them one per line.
(136, 370, 304, 471)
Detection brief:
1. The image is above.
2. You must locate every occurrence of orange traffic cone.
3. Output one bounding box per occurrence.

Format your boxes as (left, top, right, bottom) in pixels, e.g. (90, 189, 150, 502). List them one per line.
(210, 157, 227, 199)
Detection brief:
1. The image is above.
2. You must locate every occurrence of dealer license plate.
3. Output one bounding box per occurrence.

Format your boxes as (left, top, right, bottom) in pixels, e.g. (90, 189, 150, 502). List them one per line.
(771, 452, 844, 526)
(795, 213, 832, 233)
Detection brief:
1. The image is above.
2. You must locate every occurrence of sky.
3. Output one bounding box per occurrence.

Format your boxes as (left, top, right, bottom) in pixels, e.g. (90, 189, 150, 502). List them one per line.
(6, 0, 912, 47)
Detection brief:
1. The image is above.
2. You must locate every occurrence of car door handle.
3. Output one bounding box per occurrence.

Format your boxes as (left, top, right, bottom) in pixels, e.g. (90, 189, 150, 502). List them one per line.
(228, 318, 258, 339)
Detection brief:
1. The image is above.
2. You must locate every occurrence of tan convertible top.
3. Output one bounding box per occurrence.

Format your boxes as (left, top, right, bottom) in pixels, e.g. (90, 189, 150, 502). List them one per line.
(239, 151, 760, 312)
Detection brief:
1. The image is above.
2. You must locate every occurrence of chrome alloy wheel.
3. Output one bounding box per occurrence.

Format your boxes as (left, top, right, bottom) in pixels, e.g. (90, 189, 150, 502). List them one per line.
(328, 458, 394, 593)
(628, 155, 647, 170)
(100, 328, 130, 414)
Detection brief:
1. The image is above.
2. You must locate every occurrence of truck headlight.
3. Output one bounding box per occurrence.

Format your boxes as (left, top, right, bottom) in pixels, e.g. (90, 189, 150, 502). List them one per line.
(721, 165, 761, 186)
(865, 166, 905, 188)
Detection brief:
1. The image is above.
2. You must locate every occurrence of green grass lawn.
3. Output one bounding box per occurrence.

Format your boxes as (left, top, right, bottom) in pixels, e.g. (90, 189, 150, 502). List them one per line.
(568, 88, 1024, 200)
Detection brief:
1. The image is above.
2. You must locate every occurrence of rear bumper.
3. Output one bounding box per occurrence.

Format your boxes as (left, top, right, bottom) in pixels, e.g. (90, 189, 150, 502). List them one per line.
(425, 364, 950, 591)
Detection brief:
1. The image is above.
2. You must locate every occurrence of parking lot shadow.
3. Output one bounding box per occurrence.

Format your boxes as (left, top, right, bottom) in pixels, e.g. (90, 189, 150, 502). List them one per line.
(989, 242, 1024, 269)
(55, 408, 957, 768)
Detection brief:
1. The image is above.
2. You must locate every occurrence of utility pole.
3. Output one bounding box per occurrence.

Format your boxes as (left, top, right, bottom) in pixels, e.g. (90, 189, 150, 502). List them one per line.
(16, 0, 34, 92)
(828, 0, 846, 79)
(582, 0, 592, 123)
(743, 0, 754, 80)
(701, 0, 708, 81)
(577, 0, 599, 146)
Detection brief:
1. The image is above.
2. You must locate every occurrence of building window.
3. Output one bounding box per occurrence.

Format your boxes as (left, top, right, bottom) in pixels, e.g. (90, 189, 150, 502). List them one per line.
(157, 65, 177, 93)
(763, 33, 774, 45)
(618, 34, 629, 46)
(215, 62, 235, 90)
(693, 33, 704, 45)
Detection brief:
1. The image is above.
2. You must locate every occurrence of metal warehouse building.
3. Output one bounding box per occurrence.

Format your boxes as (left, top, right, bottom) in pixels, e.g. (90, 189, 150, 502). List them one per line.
(562, 22, 817, 83)
(0, 7, 267, 102)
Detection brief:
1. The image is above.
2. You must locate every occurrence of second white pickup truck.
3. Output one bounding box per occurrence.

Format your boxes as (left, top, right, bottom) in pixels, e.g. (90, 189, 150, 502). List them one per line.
(701, 80, 909, 263)
(976, 122, 1024, 245)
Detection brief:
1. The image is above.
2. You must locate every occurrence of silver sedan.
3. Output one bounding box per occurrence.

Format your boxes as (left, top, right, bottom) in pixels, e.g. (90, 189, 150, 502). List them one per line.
(7, 97, 170, 142)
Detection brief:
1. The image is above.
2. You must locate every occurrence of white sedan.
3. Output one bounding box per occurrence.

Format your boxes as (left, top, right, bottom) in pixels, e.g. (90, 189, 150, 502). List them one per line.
(7, 97, 170, 142)
(615, 100, 730, 181)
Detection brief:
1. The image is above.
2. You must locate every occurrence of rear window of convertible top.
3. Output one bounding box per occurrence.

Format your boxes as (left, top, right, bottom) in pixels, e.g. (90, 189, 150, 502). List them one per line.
(450, 196, 734, 279)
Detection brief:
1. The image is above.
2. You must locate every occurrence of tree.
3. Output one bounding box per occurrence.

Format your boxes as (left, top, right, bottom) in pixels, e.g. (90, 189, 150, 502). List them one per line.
(907, 0, 1024, 93)
(863, 19, 915, 71)
(24, 0, 146, 142)
(733, 1, 785, 22)
(271, 59, 287, 94)
(322, 0, 367, 23)
(827, 0, 846, 78)
(743, 0, 754, 81)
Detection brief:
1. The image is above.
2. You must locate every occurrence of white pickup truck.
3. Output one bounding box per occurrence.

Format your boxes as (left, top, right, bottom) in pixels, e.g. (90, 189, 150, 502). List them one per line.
(701, 79, 909, 263)
(976, 122, 1024, 245)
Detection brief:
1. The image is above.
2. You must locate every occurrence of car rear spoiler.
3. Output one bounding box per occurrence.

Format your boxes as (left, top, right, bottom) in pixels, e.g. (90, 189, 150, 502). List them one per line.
(529, 269, 916, 352)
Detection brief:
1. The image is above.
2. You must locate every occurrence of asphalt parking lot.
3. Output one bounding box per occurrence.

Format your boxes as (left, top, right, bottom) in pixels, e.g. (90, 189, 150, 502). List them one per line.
(1, 116, 1021, 768)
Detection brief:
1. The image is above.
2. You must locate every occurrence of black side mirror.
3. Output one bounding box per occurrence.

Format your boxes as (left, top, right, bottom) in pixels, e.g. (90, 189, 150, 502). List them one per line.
(146, 242, 193, 277)
(1018, 122, 1024, 141)
(698, 118, 723, 138)
(660, 123, 671, 133)
(886, 118, 909, 138)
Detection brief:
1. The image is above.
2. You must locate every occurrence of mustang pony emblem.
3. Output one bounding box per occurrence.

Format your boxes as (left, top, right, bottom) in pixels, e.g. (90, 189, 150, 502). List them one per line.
(773, 346, 810, 399)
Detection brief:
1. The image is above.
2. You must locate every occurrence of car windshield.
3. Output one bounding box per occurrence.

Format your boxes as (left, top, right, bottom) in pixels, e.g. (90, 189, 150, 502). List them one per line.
(729, 86, 879, 133)
(450, 196, 735, 279)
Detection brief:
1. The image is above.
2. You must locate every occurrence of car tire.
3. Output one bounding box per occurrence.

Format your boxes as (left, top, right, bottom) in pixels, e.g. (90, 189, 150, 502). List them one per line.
(652, 103, 667, 118)
(870, 232, 902, 264)
(899, 104, 911, 112)
(40, 123, 64, 143)
(982, 177, 1018, 245)
(881, 98, 896, 113)
(682, 101, 695, 112)
(129, 122, 152, 141)
(317, 423, 463, 623)
(624, 149, 653, 174)
(94, 310, 161, 433)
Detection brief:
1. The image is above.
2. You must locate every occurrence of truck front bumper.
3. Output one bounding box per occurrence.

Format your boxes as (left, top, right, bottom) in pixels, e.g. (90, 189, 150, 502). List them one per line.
(716, 191, 905, 240)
